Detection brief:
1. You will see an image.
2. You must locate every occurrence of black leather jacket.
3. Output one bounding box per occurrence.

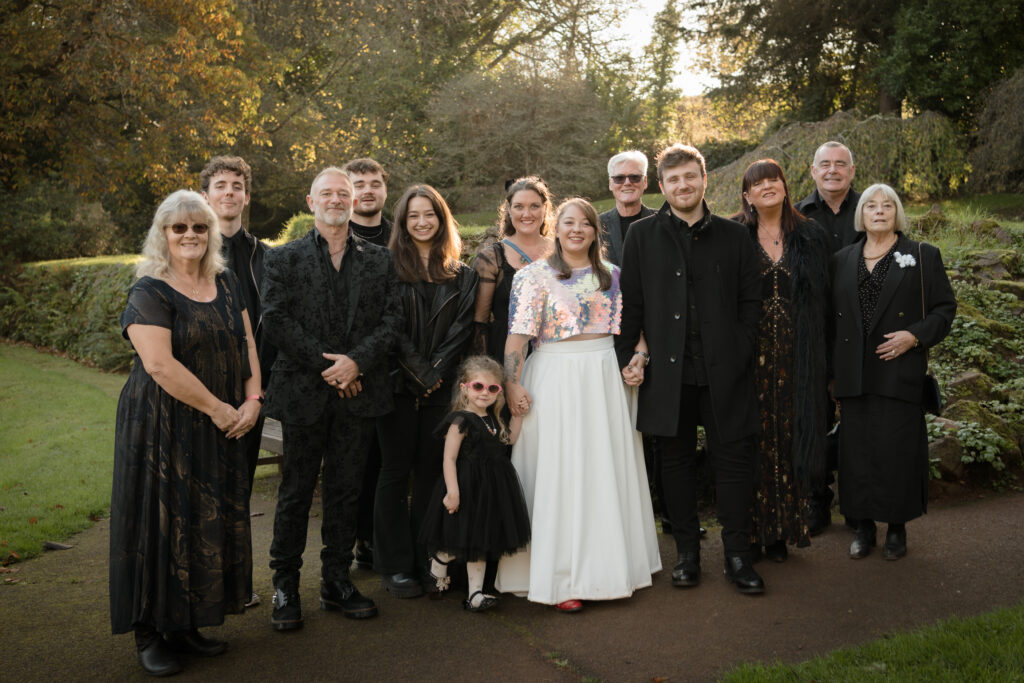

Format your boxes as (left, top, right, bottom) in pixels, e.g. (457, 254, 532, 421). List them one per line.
(390, 264, 479, 404)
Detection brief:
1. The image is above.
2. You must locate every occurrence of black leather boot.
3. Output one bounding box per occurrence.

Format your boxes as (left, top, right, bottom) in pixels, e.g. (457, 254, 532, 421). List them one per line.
(671, 551, 701, 587)
(270, 586, 303, 631)
(136, 628, 182, 677)
(849, 519, 877, 559)
(321, 579, 378, 618)
(164, 629, 227, 656)
(723, 555, 765, 595)
(882, 524, 907, 560)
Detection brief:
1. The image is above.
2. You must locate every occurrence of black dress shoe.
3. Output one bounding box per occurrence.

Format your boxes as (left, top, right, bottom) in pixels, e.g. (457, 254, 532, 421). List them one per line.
(381, 572, 424, 598)
(671, 551, 701, 587)
(164, 629, 227, 656)
(137, 636, 183, 677)
(353, 540, 374, 570)
(723, 555, 765, 595)
(849, 520, 877, 559)
(764, 540, 788, 563)
(321, 579, 378, 618)
(882, 525, 907, 560)
(807, 501, 831, 537)
(699, 526, 707, 538)
(270, 587, 303, 631)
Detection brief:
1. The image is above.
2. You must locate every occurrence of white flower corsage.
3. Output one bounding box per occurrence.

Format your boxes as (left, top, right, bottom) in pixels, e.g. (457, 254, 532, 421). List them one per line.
(893, 251, 916, 268)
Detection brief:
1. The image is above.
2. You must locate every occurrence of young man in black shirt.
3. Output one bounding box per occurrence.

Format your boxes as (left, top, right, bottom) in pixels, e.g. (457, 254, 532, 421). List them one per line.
(342, 158, 392, 247)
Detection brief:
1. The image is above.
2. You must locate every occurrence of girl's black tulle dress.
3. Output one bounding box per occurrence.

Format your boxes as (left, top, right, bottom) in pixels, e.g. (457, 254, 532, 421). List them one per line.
(419, 411, 531, 562)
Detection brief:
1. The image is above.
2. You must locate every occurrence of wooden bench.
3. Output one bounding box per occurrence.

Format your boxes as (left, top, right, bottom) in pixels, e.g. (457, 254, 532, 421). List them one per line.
(258, 417, 284, 468)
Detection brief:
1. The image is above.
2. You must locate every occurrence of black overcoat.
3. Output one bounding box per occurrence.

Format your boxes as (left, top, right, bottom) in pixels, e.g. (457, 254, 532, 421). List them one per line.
(831, 233, 956, 402)
(616, 202, 761, 438)
(261, 229, 404, 424)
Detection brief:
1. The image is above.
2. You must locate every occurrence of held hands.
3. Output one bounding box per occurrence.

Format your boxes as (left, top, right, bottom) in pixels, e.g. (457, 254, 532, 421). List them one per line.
(423, 379, 442, 398)
(443, 489, 460, 514)
(337, 380, 362, 399)
(876, 330, 918, 362)
(226, 398, 261, 439)
(322, 353, 360, 388)
(622, 353, 647, 386)
(507, 382, 532, 416)
(212, 401, 242, 433)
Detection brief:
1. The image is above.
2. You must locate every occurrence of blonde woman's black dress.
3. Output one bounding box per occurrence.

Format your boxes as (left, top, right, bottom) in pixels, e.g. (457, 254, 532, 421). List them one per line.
(110, 273, 252, 635)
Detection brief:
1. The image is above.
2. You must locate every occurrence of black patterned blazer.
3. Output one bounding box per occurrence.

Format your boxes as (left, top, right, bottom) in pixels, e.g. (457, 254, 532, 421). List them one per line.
(261, 229, 403, 424)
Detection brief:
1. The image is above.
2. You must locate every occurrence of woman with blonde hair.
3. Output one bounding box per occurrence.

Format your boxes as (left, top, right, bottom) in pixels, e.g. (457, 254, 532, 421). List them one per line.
(111, 190, 261, 676)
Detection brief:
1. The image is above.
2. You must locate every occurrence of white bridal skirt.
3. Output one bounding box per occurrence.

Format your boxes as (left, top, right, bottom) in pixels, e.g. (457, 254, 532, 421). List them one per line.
(495, 336, 661, 604)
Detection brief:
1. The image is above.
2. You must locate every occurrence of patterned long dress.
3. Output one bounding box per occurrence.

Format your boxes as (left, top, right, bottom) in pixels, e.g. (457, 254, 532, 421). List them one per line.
(109, 272, 252, 634)
(753, 245, 810, 549)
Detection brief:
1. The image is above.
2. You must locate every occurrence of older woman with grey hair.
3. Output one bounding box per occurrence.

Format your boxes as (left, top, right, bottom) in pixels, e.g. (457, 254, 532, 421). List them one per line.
(110, 190, 261, 676)
(830, 183, 956, 561)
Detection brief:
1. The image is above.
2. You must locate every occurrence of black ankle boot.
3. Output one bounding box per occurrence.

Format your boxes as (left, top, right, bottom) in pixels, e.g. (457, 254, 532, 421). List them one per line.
(135, 627, 182, 677)
(883, 524, 907, 560)
(849, 519, 877, 559)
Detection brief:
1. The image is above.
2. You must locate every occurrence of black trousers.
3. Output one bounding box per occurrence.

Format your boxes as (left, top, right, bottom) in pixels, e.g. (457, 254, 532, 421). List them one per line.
(269, 401, 373, 588)
(659, 384, 755, 557)
(373, 394, 446, 575)
(355, 434, 382, 543)
(239, 413, 265, 595)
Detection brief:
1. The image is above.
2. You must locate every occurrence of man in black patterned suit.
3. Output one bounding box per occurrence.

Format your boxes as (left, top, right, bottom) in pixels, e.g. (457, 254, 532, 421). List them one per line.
(262, 167, 403, 631)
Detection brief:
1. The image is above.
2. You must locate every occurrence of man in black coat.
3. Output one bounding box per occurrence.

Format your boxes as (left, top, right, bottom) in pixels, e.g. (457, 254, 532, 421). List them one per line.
(794, 140, 861, 533)
(202, 155, 276, 609)
(599, 150, 656, 266)
(616, 143, 764, 595)
(262, 167, 403, 630)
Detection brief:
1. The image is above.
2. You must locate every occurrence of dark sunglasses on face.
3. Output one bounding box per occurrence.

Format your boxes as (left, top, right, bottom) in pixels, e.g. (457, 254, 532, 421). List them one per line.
(463, 382, 503, 394)
(610, 174, 644, 185)
(168, 223, 210, 235)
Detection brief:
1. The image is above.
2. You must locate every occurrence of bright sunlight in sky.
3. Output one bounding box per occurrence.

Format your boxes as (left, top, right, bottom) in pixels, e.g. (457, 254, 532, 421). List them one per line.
(619, 1, 715, 96)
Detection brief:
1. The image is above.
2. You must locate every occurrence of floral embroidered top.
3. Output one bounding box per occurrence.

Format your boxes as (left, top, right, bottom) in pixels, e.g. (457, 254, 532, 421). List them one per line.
(508, 261, 621, 346)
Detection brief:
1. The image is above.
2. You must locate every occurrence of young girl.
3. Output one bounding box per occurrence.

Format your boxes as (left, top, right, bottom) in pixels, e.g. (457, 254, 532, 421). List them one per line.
(418, 356, 531, 612)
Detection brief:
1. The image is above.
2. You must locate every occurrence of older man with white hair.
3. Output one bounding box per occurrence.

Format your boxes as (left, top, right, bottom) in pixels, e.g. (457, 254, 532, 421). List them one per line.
(599, 150, 656, 266)
(795, 141, 861, 253)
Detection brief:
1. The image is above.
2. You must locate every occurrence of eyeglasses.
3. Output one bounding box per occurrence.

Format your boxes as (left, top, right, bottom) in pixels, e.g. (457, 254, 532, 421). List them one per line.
(462, 382, 502, 394)
(168, 223, 210, 235)
(610, 174, 644, 185)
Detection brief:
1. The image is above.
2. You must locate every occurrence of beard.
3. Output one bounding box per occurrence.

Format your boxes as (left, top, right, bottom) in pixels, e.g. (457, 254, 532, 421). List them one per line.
(316, 206, 352, 227)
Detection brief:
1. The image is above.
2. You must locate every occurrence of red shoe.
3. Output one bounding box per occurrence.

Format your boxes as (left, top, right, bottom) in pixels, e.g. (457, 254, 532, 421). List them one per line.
(555, 599, 583, 613)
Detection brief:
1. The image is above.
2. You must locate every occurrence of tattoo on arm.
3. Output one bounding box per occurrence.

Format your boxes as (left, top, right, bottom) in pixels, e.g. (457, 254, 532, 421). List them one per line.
(504, 350, 523, 383)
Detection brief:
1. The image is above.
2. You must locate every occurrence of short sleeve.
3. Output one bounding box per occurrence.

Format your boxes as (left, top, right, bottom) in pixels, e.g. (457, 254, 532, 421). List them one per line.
(471, 243, 500, 284)
(433, 411, 471, 440)
(508, 267, 544, 338)
(120, 277, 174, 338)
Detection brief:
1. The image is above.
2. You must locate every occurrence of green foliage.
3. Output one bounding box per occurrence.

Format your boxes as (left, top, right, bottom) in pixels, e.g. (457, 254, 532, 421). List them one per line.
(0, 262, 137, 371)
(705, 111, 968, 216)
(878, 0, 1024, 124)
(931, 282, 1024, 383)
(953, 421, 1012, 471)
(274, 213, 315, 245)
(968, 67, 1024, 194)
(0, 344, 122, 560)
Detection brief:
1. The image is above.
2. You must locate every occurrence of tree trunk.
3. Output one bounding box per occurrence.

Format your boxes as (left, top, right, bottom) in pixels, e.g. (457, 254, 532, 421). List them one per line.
(879, 91, 901, 116)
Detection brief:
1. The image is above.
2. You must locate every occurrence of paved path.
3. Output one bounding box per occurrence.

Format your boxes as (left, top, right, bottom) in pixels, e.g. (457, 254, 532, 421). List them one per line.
(3, 487, 1023, 682)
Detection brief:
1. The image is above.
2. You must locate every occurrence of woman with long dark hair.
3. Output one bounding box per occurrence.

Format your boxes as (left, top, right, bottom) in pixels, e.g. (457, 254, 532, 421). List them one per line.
(374, 184, 478, 597)
(733, 159, 831, 562)
(471, 176, 555, 361)
(495, 198, 660, 613)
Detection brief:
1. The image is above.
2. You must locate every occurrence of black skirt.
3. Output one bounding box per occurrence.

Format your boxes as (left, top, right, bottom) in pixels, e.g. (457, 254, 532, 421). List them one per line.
(418, 412, 531, 562)
(838, 394, 928, 523)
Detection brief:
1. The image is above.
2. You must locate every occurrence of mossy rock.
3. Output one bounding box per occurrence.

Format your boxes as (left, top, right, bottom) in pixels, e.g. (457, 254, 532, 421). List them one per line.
(946, 370, 1007, 403)
(987, 279, 1024, 301)
(953, 300, 1018, 338)
(970, 219, 1015, 245)
(913, 205, 952, 237)
(942, 400, 1022, 459)
(959, 249, 1023, 280)
(928, 435, 966, 480)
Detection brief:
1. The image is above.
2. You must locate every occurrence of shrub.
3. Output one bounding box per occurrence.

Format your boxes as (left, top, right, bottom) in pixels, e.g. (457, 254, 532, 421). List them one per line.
(968, 67, 1024, 194)
(275, 213, 315, 244)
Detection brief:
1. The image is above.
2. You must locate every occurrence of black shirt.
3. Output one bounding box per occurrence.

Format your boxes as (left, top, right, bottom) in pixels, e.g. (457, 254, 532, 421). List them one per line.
(349, 217, 392, 248)
(313, 227, 356, 348)
(220, 229, 260, 332)
(795, 188, 860, 254)
(669, 207, 710, 386)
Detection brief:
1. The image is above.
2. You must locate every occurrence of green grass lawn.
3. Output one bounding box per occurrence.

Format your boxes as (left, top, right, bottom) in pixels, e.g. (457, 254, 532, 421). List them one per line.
(722, 600, 1024, 682)
(0, 343, 124, 561)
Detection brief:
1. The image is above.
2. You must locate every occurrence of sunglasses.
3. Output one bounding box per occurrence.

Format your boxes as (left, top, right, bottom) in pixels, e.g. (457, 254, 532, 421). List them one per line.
(610, 174, 644, 185)
(462, 382, 502, 394)
(168, 223, 210, 235)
